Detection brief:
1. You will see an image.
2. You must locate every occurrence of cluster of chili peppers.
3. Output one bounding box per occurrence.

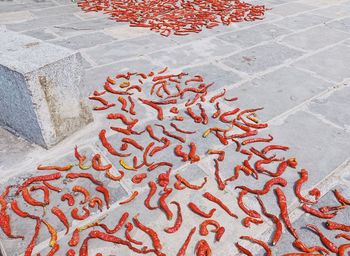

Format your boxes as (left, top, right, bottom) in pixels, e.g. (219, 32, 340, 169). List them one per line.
(1, 68, 349, 256)
(76, 0, 267, 36)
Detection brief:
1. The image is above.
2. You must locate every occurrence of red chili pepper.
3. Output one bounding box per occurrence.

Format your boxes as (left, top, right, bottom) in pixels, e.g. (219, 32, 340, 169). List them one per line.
(261, 145, 289, 155)
(164, 201, 182, 233)
(224, 96, 238, 102)
(292, 239, 329, 255)
(145, 125, 161, 142)
(186, 107, 202, 123)
(143, 142, 155, 167)
(203, 192, 238, 218)
(29, 185, 50, 204)
(242, 216, 264, 227)
(195, 239, 212, 256)
(275, 188, 299, 239)
(209, 89, 226, 103)
(155, 124, 186, 143)
(74, 146, 90, 170)
(118, 96, 129, 112)
(295, 169, 318, 204)
(93, 90, 106, 96)
(144, 181, 158, 210)
(15, 172, 61, 195)
(338, 244, 350, 256)
(37, 164, 73, 171)
(148, 161, 173, 171)
(69, 228, 80, 247)
(175, 174, 207, 190)
(199, 219, 220, 236)
(159, 188, 173, 220)
(131, 173, 147, 184)
(10, 199, 37, 220)
(120, 191, 139, 205)
(188, 142, 200, 163)
(47, 243, 60, 256)
(334, 189, 350, 205)
(43, 181, 62, 192)
(235, 177, 287, 195)
(306, 224, 338, 253)
(133, 214, 162, 251)
(213, 159, 225, 190)
(177, 227, 196, 256)
(104, 81, 131, 95)
(174, 145, 189, 161)
(71, 206, 90, 221)
(122, 137, 144, 151)
(319, 204, 345, 213)
(99, 129, 131, 157)
(257, 196, 282, 245)
(66, 172, 103, 186)
(92, 154, 112, 171)
(158, 170, 170, 187)
(325, 220, 350, 231)
(207, 149, 225, 161)
(241, 134, 273, 145)
(197, 103, 208, 124)
(24, 218, 41, 256)
(215, 226, 225, 242)
(301, 204, 337, 219)
(139, 97, 164, 120)
(88, 197, 103, 212)
(22, 187, 48, 207)
(125, 222, 143, 245)
(110, 126, 132, 135)
(98, 212, 129, 234)
(188, 202, 216, 218)
(170, 107, 179, 114)
(66, 249, 76, 256)
(96, 186, 110, 209)
(170, 122, 196, 134)
(240, 236, 272, 256)
(51, 206, 70, 234)
(61, 193, 75, 206)
(219, 108, 240, 123)
(106, 169, 124, 181)
(237, 189, 261, 218)
(235, 242, 253, 256)
(336, 233, 350, 240)
(212, 102, 221, 119)
(150, 138, 171, 156)
(72, 185, 90, 204)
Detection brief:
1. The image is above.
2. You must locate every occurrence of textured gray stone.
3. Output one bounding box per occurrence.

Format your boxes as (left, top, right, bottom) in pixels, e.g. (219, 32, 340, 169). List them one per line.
(0, 29, 93, 148)
(31, 5, 79, 17)
(0, 10, 34, 24)
(274, 13, 330, 31)
(218, 23, 291, 48)
(269, 2, 315, 16)
(294, 44, 350, 82)
(281, 25, 349, 51)
(326, 17, 350, 33)
(22, 28, 57, 40)
(310, 3, 350, 18)
(231, 66, 332, 121)
(222, 42, 303, 74)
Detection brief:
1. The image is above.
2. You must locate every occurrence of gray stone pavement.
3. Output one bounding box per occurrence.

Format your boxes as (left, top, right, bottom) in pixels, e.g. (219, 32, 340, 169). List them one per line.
(1, 0, 350, 255)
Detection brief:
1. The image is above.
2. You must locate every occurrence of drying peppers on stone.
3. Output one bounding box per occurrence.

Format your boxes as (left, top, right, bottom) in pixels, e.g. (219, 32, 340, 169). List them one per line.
(1, 68, 350, 255)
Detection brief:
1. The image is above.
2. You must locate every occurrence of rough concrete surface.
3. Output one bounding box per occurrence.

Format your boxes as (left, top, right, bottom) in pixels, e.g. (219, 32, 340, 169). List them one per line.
(0, 0, 350, 255)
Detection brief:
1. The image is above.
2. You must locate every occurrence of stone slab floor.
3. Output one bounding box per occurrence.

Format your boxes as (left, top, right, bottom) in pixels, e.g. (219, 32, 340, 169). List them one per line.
(1, 0, 350, 255)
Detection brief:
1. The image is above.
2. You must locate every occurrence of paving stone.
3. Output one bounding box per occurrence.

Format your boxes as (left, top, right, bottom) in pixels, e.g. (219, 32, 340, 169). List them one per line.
(0, 11, 34, 24)
(6, 14, 81, 32)
(222, 42, 303, 74)
(294, 44, 350, 82)
(22, 28, 57, 40)
(218, 23, 291, 48)
(73, 10, 107, 20)
(229, 66, 332, 121)
(326, 17, 350, 34)
(310, 3, 350, 18)
(50, 32, 115, 50)
(300, 0, 349, 6)
(103, 24, 153, 40)
(183, 63, 242, 91)
(274, 13, 330, 31)
(0, 1, 57, 13)
(281, 25, 349, 51)
(308, 85, 350, 129)
(269, 2, 315, 16)
(31, 4, 79, 17)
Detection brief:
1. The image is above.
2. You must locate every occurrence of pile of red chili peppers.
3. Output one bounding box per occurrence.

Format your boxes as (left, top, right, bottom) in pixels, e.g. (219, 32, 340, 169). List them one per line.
(77, 0, 267, 36)
(1, 68, 350, 255)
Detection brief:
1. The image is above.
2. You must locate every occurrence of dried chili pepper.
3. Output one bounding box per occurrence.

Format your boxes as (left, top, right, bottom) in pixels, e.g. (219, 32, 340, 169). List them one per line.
(292, 239, 329, 255)
(74, 146, 90, 170)
(43, 181, 62, 192)
(22, 187, 48, 207)
(66, 173, 103, 186)
(155, 124, 186, 143)
(125, 222, 143, 245)
(139, 98, 164, 120)
(69, 228, 80, 247)
(175, 174, 207, 190)
(325, 220, 350, 231)
(96, 186, 110, 209)
(118, 96, 129, 112)
(207, 149, 225, 161)
(66, 249, 76, 256)
(235, 177, 287, 195)
(261, 145, 289, 155)
(188, 142, 200, 163)
(240, 236, 272, 256)
(219, 108, 240, 123)
(242, 216, 264, 227)
(98, 212, 129, 234)
(133, 214, 162, 251)
(42, 220, 57, 247)
(210, 89, 226, 103)
(241, 134, 273, 145)
(37, 164, 73, 172)
(237, 189, 261, 218)
(51, 206, 70, 234)
(203, 192, 237, 218)
(158, 170, 170, 187)
(188, 202, 216, 218)
(301, 204, 337, 219)
(319, 205, 345, 213)
(122, 138, 144, 151)
(235, 242, 253, 256)
(72, 185, 90, 204)
(24, 218, 41, 256)
(16, 172, 61, 195)
(159, 188, 173, 220)
(61, 193, 75, 206)
(186, 107, 203, 123)
(144, 181, 158, 210)
(106, 169, 124, 181)
(306, 224, 338, 253)
(338, 244, 350, 256)
(199, 219, 220, 236)
(145, 125, 161, 142)
(88, 197, 103, 212)
(195, 239, 212, 256)
(71, 206, 90, 221)
(99, 129, 131, 157)
(213, 159, 225, 190)
(170, 122, 196, 134)
(334, 189, 350, 205)
(92, 154, 112, 171)
(120, 191, 139, 205)
(212, 102, 221, 119)
(164, 201, 182, 234)
(174, 145, 189, 161)
(120, 158, 136, 171)
(177, 227, 196, 256)
(132, 173, 147, 184)
(150, 138, 171, 156)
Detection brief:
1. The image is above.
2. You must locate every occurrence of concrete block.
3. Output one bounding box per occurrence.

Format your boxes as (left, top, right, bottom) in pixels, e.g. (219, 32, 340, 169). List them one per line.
(269, 2, 315, 16)
(0, 29, 93, 148)
(326, 17, 350, 33)
(274, 13, 330, 31)
(310, 3, 350, 18)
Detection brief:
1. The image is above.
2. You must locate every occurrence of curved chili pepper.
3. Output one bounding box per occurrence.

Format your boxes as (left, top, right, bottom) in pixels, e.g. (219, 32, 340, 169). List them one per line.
(249, 147, 275, 160)
(47, 243, 60, 256)
(292, 239, 329, 255)
(133, 214, 162, 251)
(207, 149, 225, 161)
(120, 191, 139, 205)
(150, 138, 171, 156)
(319, 204, 345, 213)
(96, 186, 110, 209)
(158, 170, 170, 187)
(127, 95, 136, 115)
(61, 193, 75, 206)
(16, 172, 61, 195)
(10, 200, 37, 220)
(139, 97, 164, 120)
(275, 187, 299, 239)
(66, 249, 76, 256)
(99, 129, 131, 157)
(242, 216, 264, 227)
(188, 202, 216, 218)
(212, 102, 221, 119)
(242, 134, 273, 145)
(174, 145, 189, 161)
(104, 81, 131, 95)
(24, 218, 41, 256)
(336, 233, 350, 240)
(175, 174, 207, 190)
(197, 103, 208, 124)
(71, 207, 90, 221)
(106, 169, 124, 181)
(72, 186, 90, 204)
(69, 228, 80, 247)
(219, 108, 240, 123)
(74, 146, 90, 170)
(170, 122, 196, 134)
(164, 201, 182, 234)
(43, 181, 62, 192)
(334, 189, 350, 205)
(203, 192, 237, 218)
(132, 173, 147, 184)
(188, 142, 200, 163)
(261, 145, 289, 155)
(301, 204, 336, 219)
(159, 188, 173, 220)
(186, 107, 202, 123)
(325, 220, 350, 231)
(143, 142, 155, 167)
(210, 89, 226, 103)
(125, 222, 143, 245)
(37, 164, 73, 171)
(29, 185, 50, 203)
(170, 107, 179, 114)
(66, 173, 103, 186)
(120, 158, 136, 171)
(199, 219, 220, 236)
(235, 242, 253, 256)
(121, 137, 144, 151)
(144, 181, 158, 210)
(235, 177, 287, 195)
(177, 227, 196, 256)
(237, 189, 261, 218)
(22, 187, 48, 207)
(173, 115, 184, 121)
(88, 197, 103, 212)
(110, 126, 132, 135)
(118, 96, 128, 112)
(338, 244, 350, 256)
(148, 161, 173, 171)
(92, 154, 112, 171)
(224, 96, 238, 102)
(306, 224, 338, 253)
(215, 226, 225, 242)
(195, 239, 212, 256)
(51, 206, 69, 234)
(213, 159, 225, 190)
(98, 212, 129, 234)
(240, 236, 272, 256)
(145, 125, 161, 142)
(155, 124, 186, 143)
(240, 116, 268, 129)
(257, 196, 282, 245)
(42, 220, 57, 247)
